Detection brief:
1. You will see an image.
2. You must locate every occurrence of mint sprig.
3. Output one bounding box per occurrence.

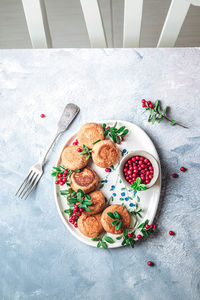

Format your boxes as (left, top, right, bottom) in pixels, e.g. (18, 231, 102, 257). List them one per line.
(131, 177, 147, 191)
(107, 211, 122, 230)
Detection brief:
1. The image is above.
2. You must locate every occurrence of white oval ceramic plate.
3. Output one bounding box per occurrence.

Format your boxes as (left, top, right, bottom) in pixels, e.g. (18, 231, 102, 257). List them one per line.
(54, 120, 161, 248)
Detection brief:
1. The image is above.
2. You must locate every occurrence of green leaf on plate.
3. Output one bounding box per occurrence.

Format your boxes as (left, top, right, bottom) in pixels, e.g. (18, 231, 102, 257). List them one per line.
(104, 236, 115, 244)
(101, 241, 108, 249)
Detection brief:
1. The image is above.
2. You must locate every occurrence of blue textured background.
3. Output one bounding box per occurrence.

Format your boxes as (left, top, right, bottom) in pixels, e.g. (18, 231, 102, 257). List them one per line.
(0, 49, 200, 300)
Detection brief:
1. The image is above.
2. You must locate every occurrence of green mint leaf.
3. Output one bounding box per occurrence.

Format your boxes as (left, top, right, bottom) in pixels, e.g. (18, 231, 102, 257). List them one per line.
(86, 154, 90, 160)
(122, 239, 126, 246)
(136, 177, 141, 185)
(83, 200, 92, 206)
(115, 221, 122, 230)
(123, 228, 128, 237)
(85, 194, 91, 200)
(60, 190, 69, 195)
(152, 114, 157, 124)
(138, 222, 145, 229)
(101, 241, 108, 249)
(107, 212, 115, 219)
(113, 211, 120, 220)
(53, 167, 61, 171)
(80, 150, 87, 155)
(110, 131, 116, 143)
(83, 206, 91, 212)
(93, 139, 101, 145)
(91, 237, 101, 241)
(171, 120, 175, 126)
(103, 130, 108, 137)
(102, 123, 106, 130)
(112, 220, 119, 225)
(154, 100, 159, 111)
(104, 236, 115, 244)
(51, 172, 57, 176)
(113, 122, 117, 129)
(158, 117, 163, 123)
(121, 129, 129, 136)
(129, 239, 135, 248)
(97, 241, 101, 247)
(75, 169, 81, 173)
(116, 135, 120, 143)
(163, 106, 168, 115)
(116, 236, 122, 240)
(117, 126, 125, 133)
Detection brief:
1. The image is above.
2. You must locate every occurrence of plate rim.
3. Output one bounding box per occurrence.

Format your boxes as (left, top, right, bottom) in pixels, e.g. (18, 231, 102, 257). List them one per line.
(54, 120, 162, 248)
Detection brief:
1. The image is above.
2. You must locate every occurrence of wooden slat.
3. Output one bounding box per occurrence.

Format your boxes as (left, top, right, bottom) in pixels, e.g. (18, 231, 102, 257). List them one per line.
(21, 0, 52, 48)
(123, 0, 143, 48)
(80, 0, 107, 48)
(157, 0, 190, 47)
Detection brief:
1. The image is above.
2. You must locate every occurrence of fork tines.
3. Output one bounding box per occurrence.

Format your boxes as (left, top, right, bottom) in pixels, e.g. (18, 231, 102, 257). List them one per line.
(16, 170, 40, 200)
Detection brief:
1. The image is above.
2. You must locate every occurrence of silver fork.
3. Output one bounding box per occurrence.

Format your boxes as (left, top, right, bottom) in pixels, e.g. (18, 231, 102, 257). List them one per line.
(16, 103, 80, 200)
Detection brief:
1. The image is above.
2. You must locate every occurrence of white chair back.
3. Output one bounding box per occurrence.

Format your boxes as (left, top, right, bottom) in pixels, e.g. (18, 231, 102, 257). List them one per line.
(21, 0, 200, 48)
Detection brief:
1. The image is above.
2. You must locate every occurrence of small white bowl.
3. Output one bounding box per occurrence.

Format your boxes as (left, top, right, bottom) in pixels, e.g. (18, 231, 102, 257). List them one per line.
(119, 150, 159, 190)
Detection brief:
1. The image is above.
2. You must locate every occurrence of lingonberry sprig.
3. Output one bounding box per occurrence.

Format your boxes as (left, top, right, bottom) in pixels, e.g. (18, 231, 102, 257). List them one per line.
(107, 211, 122, 230)
(131, 177, 147, 191)
(117, 219, 157, 247)
(51, 165, 72, 186)
(121, 228, 136, 248)
(102, 122, 129, 144)
(61, 188, 92, 212)
(141, 99, 188, 128)
(79, 144, 92, 159)
(138, 220, 156, 237)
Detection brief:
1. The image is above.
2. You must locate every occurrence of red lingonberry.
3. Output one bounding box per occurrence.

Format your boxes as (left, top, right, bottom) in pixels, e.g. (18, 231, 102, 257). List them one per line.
(147, 261, 153, 266)
(172, 173, 178, 178)
(180, 167, 186, 172)
(169, 231, 175, 236)
(40, 114, 45, 118)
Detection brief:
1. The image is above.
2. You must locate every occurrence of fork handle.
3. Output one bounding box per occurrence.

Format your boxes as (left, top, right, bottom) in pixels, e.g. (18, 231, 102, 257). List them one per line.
(39, 103, 80, 166)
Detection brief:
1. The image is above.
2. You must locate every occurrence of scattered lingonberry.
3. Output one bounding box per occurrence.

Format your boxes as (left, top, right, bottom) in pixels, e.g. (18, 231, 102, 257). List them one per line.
(180, 167, 186, 172)
(172, 173, 178, 178)
(169, 231, 175, 236)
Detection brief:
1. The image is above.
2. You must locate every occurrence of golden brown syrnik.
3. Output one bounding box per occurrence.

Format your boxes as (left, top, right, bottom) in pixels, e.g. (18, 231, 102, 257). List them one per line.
(77, 123, 104, 149)
(101, 204, 130, 234)
(70, 166, 99, 194)
(78, 212, 104, 238)
(61, 145, 89, 171)
(92, 140, 120, 168)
